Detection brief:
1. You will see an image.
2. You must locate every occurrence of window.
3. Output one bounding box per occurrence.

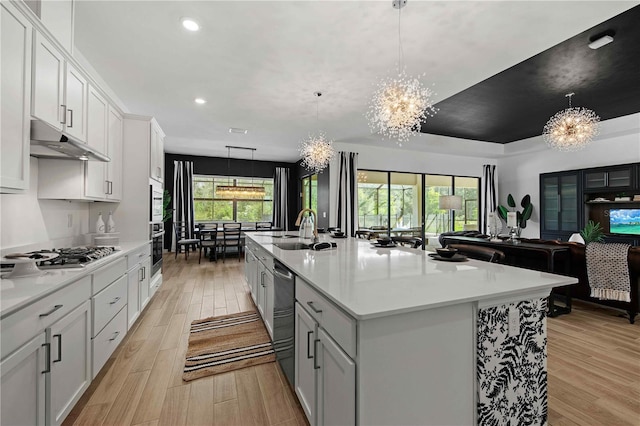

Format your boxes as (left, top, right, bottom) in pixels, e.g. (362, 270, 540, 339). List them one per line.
(357, 170, 480, 235)
(193, 175, 273, 222)
(301, 174, 318, 211)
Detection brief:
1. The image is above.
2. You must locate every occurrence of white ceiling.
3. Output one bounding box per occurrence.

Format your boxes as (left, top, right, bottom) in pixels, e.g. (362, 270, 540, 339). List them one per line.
(74, 1, 635, 163)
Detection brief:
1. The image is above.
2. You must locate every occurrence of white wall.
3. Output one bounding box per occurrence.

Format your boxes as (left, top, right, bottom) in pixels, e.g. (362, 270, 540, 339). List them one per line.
(497, 113, 640, 238)
(0, 158, 89, 254)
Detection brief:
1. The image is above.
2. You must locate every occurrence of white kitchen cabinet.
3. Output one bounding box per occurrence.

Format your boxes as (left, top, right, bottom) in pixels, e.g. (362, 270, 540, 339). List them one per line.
(0, 334, 47, 426)
(245, 250, 258, 304)
(148, 262, 161, 299)
(256, 257, 274, 339)
(48, 300, 91, 426)
(1, 1, 32, 193)
(85, 85, 108, 199)
(32, 30, 65, 131)
(295, 303, 317, 425)
(127, 246, 151, 329)
(150, 120, 164, 183)
(105, 106, 123, 200)
(64, 64, 87, 142)
(316, 328, 356, 426)
(140, 256, 151, 310)
(294, 301, 356, 426)
(39, 0, 74, 54)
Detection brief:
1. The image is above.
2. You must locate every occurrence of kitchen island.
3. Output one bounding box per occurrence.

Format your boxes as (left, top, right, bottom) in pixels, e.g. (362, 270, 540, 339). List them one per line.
(245, 232, 577, 426)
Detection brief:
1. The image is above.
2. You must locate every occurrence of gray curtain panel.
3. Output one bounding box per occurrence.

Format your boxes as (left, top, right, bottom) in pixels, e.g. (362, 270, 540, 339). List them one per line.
(482, 164, 497, 234)
(336, 152, 358, 237)
(173, 160, 195, 250)
(273, 167, 289, 231)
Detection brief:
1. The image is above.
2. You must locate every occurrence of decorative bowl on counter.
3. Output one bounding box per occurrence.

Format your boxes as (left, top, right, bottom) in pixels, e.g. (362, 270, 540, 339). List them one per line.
(436, 247, 458, 258)
(377, 238, 393, 246)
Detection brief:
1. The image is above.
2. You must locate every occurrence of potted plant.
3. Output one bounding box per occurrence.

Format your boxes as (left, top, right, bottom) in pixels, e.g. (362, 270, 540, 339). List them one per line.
(580, 220, 604, 244)
(163, 190, 173, 222)
(497, 194, 533, 236)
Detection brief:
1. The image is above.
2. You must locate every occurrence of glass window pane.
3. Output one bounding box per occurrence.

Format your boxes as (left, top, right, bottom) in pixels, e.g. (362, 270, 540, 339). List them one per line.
(310, 174, 318, 212)
(454, 177, 479, 232)
(357, 171, 388, 229)
(390, 172, 421, 231)
(424, 175, 452, 234)
(237, 200, 264, 222)
(302, 177, 310, 209)
(194, 200, 213, 221)
(213, 201, 233, 221)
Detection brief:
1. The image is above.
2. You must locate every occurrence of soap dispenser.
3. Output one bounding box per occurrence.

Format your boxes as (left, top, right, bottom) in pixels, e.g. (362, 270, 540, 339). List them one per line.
(299, 213, 314, 239)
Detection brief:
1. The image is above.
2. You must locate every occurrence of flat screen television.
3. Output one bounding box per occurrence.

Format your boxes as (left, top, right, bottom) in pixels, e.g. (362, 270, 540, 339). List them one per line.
(609, 208, 640, 235)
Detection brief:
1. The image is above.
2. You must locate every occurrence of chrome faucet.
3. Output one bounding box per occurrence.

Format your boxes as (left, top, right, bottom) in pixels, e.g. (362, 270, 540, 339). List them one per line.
(295, 208, 319, 243)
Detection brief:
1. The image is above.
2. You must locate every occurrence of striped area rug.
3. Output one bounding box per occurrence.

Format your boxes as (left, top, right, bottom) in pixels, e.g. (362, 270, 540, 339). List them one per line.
(183, 311, 275, 382)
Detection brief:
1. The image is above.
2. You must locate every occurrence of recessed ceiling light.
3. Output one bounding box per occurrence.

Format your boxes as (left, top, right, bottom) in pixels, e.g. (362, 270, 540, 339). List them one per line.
(229, 128, 248, 134)
(181, 18, 200, 32)
(194, 98, 207, 104)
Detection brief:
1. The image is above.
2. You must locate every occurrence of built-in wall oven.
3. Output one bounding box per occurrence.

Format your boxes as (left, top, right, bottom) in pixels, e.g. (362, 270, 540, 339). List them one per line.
(150, 223, 164, 276)
(150, 182, 163, 223)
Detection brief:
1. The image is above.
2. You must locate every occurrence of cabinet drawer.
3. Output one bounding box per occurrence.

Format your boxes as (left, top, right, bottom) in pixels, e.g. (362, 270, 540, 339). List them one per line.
(127, 244, 151, 270)
(1, 276, 91, 360)
(255, 247, 273, 271)
(92, 305, 127, 378)
(92, 274, 127, 337)
(296, 278, 356, 358)
(92, 257, 126, 295)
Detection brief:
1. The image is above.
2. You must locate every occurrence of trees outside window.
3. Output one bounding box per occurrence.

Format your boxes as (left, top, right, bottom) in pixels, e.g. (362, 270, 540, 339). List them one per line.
(193, 175, 273, 222)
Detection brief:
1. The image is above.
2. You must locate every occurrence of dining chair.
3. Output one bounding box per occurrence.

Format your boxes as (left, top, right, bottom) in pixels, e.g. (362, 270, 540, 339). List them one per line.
(174, 222, 200, 260)
(198, 229, 218, 264)
(221, 223, 242, 263)
(256, 222, 272, 230)
(448, 244, 505, 263)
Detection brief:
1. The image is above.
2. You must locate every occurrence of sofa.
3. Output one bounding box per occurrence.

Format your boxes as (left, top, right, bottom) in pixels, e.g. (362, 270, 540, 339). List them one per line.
(439, 232, 640, 324)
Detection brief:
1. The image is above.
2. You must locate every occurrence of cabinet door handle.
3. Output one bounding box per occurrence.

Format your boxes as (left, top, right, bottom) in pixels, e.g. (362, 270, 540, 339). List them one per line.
(53, 334, 62, 363)
(307, 301, 322, 314)
(313, 339, 320, 370)
(157, 166, 161, 178)
(109, 297, 121, 305)
(39, 304, 63, 317)
(306, 331, 314, 359)
(59, 105, 66, 124)
(67, 109, 73, 128)
(142, 267, 146, 280)
(261, 271, 265, 287)
(109, 331, 120, 342)
(42, 343, 51, 374)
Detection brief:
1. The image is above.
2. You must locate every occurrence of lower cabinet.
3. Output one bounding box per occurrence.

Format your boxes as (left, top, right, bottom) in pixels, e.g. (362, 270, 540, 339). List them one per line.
(294, 302, 356, 426)
(245, 250, 258, 304)
(0, 334, 47, 426)
(48, 300, 92, 426)
(127, 255, 150, 329)
(257, 263, 274, 338)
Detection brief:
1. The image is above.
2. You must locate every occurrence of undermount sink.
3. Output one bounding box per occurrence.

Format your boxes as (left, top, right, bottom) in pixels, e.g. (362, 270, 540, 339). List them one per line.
(273, 242, 310, 250)
(272, 234, 300, 239)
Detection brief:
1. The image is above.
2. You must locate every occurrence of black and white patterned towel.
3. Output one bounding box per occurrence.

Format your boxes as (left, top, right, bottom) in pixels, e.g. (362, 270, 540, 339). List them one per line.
(586, 242, 631, 302)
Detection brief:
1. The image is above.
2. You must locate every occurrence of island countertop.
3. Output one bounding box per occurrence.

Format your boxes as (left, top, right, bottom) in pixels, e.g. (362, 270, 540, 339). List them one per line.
(246, 232, 578, 320)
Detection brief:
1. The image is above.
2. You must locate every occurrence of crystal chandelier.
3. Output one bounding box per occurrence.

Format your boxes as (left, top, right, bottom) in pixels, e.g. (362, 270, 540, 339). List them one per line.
(542, 93, 600, 151)
(366, 0, 437, 146)
(299, 92, 336, 173)
(216, 146, 266, 199)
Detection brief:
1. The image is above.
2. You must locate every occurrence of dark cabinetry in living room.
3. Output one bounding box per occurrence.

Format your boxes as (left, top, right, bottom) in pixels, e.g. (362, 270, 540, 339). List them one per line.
(540, 162, 639, 244)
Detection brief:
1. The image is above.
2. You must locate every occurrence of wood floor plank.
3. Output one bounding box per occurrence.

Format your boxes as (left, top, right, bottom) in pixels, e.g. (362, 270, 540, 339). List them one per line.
(255, 362, 296, 425)
(167, 332, 191, 388)
(183, 302, 203, 334)
(214, 399, 241, 426)
(159, 313, 186, 351)
(201, 295, 215, 319)
(70, 403, 110, 426)
(157, 384, 191, 426)
(214, 372, 238, 403)
(101, 370, 150, 426)
(185, 377, 215, 425)
(132, 421, 159, 426)
(130, 325, 167, 373)
(131, 348, 177, 425)
(235, 368, 270, 425)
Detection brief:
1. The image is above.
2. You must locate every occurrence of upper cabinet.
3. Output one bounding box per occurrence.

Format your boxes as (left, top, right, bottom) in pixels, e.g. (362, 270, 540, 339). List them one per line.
(32, 31, 87, 143)
(1, 2, 32, 193)
(150, 121, 165, 183)
(540, 171, 582, 239)
(85, 86, 109, 199)
(106, 106, 123, 200)
(32, 31, 65, 131)
(584, 164, 635, 192)
(36, 0, 74, 54)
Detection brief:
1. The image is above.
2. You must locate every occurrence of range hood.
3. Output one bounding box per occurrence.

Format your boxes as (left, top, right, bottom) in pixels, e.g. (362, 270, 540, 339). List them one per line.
(30, 120, 110, 162)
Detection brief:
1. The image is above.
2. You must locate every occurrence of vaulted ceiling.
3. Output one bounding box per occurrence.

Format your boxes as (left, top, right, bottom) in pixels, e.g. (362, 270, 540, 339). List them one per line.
(74, 1, 639, 162)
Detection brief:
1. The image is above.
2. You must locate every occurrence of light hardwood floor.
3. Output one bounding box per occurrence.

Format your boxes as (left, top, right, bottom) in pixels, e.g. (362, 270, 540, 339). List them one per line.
(65, 252, 640, 426)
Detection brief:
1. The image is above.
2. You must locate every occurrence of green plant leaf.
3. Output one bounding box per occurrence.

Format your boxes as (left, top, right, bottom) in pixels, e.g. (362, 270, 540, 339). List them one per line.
(580, 220, 604, 244)
(507, 194, 516, 208)
(497, 205, 508, 221)
(521, 203, 533, 222)
(521, 194, 531, 208)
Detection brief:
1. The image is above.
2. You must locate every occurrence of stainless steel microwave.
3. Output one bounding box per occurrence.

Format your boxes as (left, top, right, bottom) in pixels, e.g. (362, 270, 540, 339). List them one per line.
(150, 182, 164, 223)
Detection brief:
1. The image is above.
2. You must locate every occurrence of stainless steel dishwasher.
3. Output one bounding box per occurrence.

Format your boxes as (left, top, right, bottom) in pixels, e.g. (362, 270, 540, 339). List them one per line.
(272, 260, 295, 388)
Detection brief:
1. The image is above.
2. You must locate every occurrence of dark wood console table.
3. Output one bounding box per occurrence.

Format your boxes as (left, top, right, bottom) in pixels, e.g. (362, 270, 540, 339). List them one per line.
(440, 235, 572, 316)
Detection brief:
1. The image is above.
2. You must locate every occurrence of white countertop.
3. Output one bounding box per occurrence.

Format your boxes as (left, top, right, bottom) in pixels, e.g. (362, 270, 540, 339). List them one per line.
(246, 232, 578, 320)
(0, 241, 151, 318)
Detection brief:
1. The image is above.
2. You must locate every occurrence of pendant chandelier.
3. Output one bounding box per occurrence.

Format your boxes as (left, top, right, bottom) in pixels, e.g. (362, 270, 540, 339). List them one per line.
(542, 93, 600, 151)
(216, 146, 266, 199)
(366, 0, 437, 146)
(299, 92, 336, 173)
